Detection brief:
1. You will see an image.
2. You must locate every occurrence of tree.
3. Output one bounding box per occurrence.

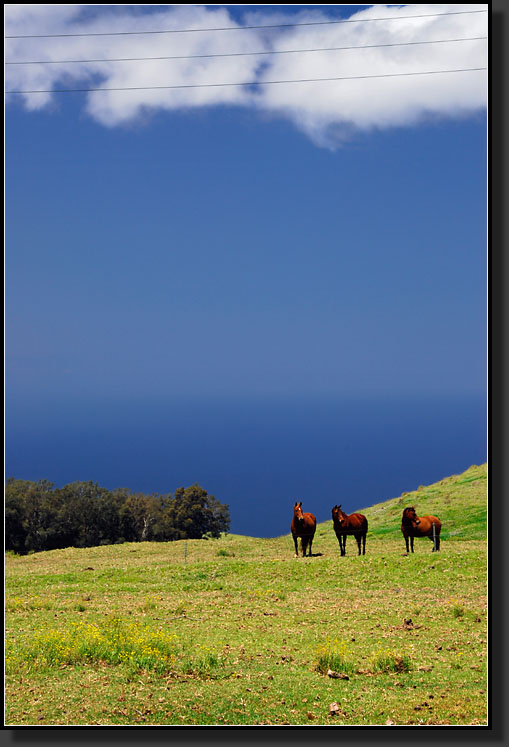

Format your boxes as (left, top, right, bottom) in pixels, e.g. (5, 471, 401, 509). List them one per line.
(55, 481, 111, 548)
(165, 484, 230, 540)
(5, 478, 32, 553)
(114, 489, 163, 542)
(5, 478, 230, 552)
(5, 478, 58, 553)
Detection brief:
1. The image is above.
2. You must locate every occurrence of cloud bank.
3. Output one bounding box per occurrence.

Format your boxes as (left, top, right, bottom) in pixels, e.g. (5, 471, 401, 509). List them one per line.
(5, 4, 488, 146)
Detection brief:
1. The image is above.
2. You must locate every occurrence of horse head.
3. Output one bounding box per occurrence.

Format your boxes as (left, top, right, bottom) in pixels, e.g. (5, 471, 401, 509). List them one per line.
(294, 501, 305, 525)
(332, 504, 346, 526)
(403, 507, 420, 525)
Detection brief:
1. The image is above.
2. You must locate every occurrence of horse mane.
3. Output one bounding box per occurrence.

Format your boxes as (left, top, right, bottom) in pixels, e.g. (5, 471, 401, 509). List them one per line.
(401, 507, 417, 526)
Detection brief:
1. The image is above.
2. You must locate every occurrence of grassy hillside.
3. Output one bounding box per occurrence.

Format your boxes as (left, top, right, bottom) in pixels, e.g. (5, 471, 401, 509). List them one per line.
(5, 464, 487, 726)
(358, 463, 487, 541)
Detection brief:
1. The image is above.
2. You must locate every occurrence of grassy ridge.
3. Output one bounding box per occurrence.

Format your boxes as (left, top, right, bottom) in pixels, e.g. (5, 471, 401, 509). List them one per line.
(5, 464, 487, 726)
(358, 463, 487, 541)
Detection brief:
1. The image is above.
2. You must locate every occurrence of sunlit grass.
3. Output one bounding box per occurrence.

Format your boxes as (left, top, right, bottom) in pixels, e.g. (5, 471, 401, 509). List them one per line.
(316, 638, 356, 675)
(5, 617, 231, 679)
(368, 647, 411, 674)
(5, 464, 487, 725)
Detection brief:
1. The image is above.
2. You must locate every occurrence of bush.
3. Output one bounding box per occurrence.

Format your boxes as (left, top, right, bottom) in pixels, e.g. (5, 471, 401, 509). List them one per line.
(369, 648, 411, 673)
(316, 639, 355, 675)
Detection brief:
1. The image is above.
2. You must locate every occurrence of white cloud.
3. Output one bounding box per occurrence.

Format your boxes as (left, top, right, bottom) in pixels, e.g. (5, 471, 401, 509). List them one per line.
(5, 4, 488, 145)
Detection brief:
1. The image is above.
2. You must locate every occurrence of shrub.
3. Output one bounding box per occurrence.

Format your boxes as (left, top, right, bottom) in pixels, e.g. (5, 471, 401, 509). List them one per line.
(316, 639, 355, 675)
(182, 647, 228, 678)
(216, 548, 234, 557)
(369, 648, 411, 674)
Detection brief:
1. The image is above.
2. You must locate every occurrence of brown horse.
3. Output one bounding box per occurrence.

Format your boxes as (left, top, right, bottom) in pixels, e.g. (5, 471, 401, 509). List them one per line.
(291, 502, 316, 557)
(331, 505, 368, 556)
(401, 507, 442, 553)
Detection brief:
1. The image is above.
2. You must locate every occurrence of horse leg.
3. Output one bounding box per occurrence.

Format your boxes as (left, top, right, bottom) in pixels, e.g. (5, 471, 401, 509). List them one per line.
(362, 533, 366, 555)
(308, 536, 313, 557)
(293, 534, 299, 558)
(302, 536, 308, 557)
(410, 536, 414, 553)
(356, 534, 361, 556)
(343, 535, 347, 556)
(405, 536, 409, 554)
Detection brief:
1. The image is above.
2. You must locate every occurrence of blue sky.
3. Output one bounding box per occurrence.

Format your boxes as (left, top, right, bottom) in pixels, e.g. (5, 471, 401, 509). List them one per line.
(5, 5, 487, 513)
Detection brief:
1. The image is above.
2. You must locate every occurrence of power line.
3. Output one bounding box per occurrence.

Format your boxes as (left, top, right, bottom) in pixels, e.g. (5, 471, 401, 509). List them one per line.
(5, 36, 488, 66)
(4, 9, 488, 40)
(5, 67, 487, 95)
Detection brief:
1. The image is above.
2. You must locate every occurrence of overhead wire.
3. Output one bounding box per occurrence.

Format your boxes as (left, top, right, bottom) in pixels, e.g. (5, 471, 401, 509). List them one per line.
(5, 67, 487, 95)
(5, 35, 488, 66)
(4, 9, 488, 39)
(5, 8, 488, 96)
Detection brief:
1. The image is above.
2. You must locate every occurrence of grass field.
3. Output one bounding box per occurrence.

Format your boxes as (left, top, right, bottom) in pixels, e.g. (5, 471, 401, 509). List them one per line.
(4, 464, 487, 726)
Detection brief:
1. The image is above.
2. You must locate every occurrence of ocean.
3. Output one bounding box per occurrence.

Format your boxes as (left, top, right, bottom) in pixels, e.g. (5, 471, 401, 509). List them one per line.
(5, 394, 486, 538)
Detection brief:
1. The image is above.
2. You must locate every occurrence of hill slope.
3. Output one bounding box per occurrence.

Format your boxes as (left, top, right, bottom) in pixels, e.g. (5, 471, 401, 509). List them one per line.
(5, 463, 487, 726)
(355, 463, 487, 541)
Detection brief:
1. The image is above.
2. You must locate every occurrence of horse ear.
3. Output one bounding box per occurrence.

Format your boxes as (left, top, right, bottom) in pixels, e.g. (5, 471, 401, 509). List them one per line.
(299, 501, 302, 507)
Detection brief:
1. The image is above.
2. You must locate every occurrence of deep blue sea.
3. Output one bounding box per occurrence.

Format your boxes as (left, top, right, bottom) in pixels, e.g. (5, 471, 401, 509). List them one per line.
(5, 395, 486, 538)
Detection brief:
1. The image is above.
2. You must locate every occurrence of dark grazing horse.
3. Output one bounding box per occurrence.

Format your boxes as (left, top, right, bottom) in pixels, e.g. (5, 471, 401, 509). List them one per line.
(331, 505, 368, 556)
(291, 502, 316, 557)
(401, 507, 442, 553)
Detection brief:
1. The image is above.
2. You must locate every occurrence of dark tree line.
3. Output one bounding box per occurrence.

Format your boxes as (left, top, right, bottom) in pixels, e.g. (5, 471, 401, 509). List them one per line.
(5, 479, 230, 554)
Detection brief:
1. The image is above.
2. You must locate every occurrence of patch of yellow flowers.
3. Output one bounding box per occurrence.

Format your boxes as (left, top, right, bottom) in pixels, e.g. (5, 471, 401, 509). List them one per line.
(5, 595, 55, 611)
(6, 619, 180, 674)
(316, 637, 350, 659)
(368, 646, 410, 673)
(315, 638, 410, 675)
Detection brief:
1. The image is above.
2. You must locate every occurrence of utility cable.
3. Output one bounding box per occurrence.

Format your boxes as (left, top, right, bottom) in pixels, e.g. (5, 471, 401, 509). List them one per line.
(5, 9, 488, 39)
(5, 35, 488, 66)
(5, 67, 487, 95)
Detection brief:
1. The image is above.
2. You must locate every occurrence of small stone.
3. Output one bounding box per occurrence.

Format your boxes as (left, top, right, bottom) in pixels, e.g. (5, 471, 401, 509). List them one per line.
(329, 702, 341, 716)
(327, 669, 349, 680)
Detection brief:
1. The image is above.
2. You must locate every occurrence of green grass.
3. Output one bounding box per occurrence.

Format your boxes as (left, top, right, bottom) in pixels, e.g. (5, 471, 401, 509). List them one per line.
(359, 463, 487, 542)
(5, 464, 487, 726)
